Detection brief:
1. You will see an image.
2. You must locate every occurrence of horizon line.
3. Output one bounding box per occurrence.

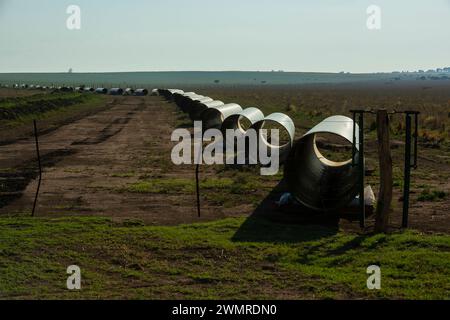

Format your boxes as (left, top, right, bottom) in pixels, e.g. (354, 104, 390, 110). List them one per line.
(0, 70, 442, 75)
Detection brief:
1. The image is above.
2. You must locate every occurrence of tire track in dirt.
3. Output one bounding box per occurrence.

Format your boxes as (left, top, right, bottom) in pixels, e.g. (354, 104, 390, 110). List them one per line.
(0, 97, 134, 209)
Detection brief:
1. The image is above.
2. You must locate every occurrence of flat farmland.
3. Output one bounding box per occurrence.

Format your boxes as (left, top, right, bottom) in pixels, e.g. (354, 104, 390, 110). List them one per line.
(0, 84, 449, 299)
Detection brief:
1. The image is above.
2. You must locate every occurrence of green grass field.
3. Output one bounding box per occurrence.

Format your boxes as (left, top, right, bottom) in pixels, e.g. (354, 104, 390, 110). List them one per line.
(0, 216, 449, 300)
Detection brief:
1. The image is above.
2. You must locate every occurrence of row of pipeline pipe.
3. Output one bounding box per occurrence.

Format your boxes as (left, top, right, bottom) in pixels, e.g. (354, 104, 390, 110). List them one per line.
(159, 88, 363, 213)
(9, 83, 150, 96)
(158, 88, 297, 166)
(5, 81, 363, 213)
(90, 87, 149, 96)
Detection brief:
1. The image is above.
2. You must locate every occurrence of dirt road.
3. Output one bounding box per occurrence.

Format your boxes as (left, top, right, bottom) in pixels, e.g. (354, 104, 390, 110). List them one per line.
(0, 96, 237, 224)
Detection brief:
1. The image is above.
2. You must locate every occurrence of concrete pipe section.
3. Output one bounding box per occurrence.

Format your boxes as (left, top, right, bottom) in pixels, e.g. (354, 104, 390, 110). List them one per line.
(252, 113, 296, 164)
(284, 115, 361, 212)
(189, 100, 225, 121)
(200, 103, 243, 130)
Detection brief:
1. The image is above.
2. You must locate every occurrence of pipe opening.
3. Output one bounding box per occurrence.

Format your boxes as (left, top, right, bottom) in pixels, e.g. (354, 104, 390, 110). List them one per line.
(221, 108, 265, 136)
(238, 116, 253, 133)
(313, 133, 354, 166)
(258, 120, 292, 148)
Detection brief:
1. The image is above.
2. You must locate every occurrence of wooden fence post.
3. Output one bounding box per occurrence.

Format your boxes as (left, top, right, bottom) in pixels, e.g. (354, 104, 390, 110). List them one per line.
(375, 110, 393, 233)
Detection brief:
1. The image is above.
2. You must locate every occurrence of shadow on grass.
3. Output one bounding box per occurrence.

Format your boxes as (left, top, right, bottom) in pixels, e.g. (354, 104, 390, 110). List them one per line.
(232, 180, 340, 244)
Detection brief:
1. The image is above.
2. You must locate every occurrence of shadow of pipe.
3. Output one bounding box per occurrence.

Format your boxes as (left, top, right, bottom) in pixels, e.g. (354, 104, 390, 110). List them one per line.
(232, 180, 341, 244)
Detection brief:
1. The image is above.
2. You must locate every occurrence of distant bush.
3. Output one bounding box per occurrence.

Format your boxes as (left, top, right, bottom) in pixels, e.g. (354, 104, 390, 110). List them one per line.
(420, 129, 445, 148)
(418, 189, 447, 202)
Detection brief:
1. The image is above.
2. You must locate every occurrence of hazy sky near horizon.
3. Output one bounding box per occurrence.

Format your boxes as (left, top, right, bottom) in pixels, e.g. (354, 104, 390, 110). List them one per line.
(0, 0, 449, 73)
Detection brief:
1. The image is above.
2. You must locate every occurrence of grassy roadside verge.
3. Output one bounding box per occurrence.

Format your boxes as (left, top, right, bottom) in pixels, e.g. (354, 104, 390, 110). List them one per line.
(0, 93, 108, 144)
(0, 216, 448, 300)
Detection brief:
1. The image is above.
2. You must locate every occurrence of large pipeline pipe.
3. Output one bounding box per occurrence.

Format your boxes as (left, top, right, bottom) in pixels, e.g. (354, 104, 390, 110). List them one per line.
(124, 88, 135, 96)
(189, 100, 225, 121)
(109, 88, 124, 95)
(184, 96, 214, 114)
(173, 92, 192, 102)
(175, 92, 196, 100)
(134, 89, 149, 96)
(175, 93, 202, 112)
(158, 89, 183, 99)
(200, 103, 243, 130)
(221, 107, 265, 134)
(252, 113, 295, 164)
(166, 89, 184, 100)
(169, 89, 184, 95)
(284, 115, 361, 212)
(174, 92, 197, 107)
(95, 88, 108, 94)
(180, 95, 204, 111)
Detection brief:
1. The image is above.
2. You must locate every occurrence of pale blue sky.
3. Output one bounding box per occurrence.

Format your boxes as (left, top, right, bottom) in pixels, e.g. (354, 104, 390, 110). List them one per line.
(0, 0, 449, 73)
